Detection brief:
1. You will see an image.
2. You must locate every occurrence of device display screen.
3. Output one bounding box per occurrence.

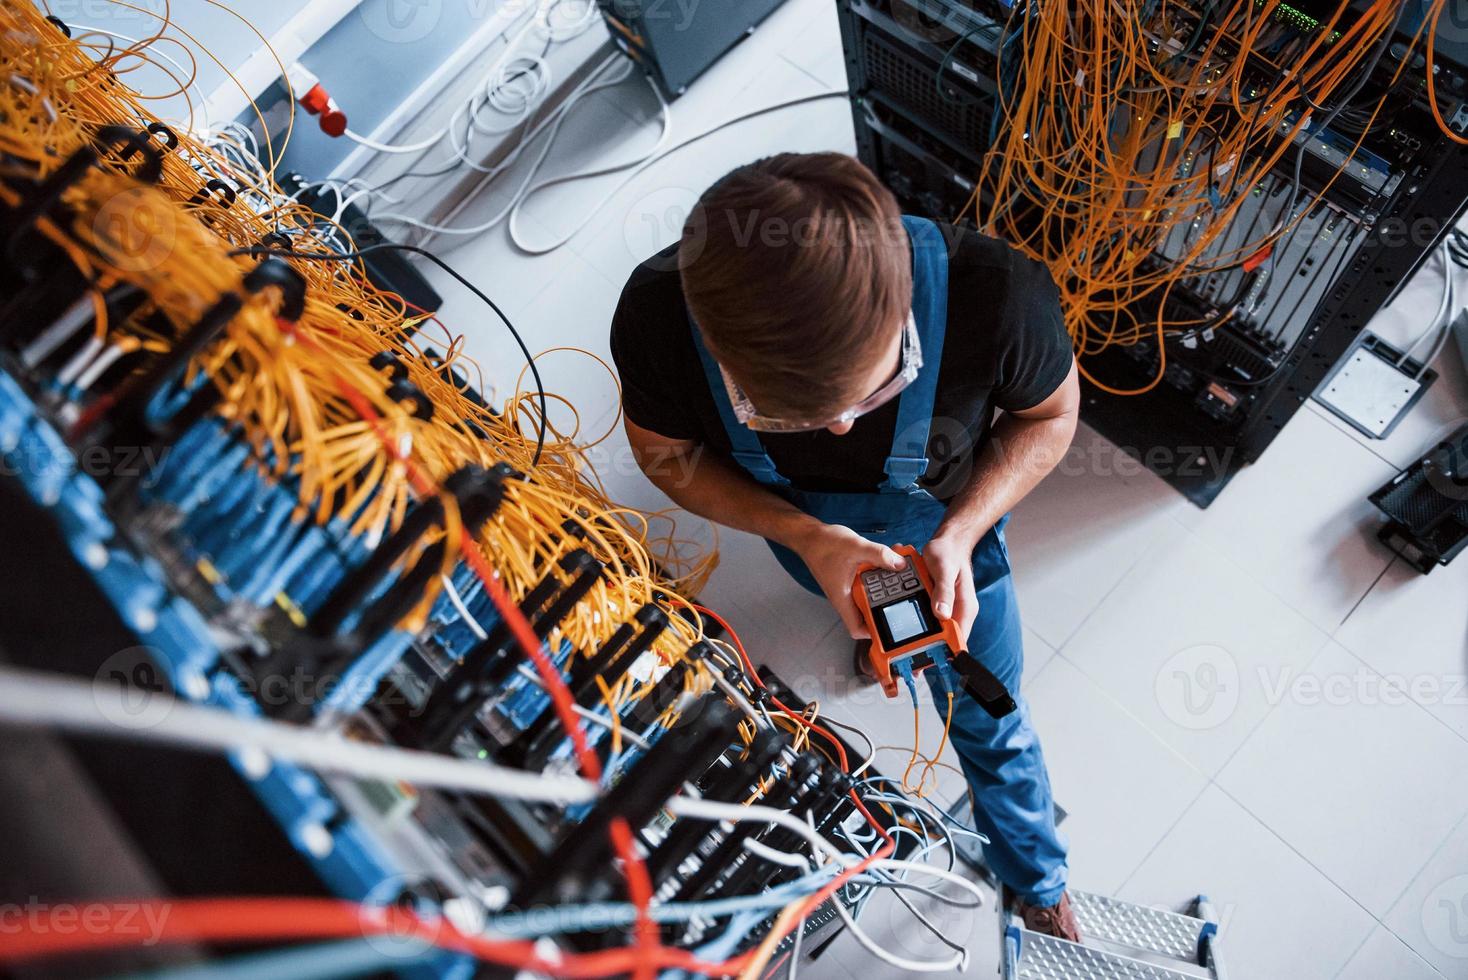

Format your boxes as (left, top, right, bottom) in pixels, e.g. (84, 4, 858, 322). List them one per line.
(881, 599, 926, 644)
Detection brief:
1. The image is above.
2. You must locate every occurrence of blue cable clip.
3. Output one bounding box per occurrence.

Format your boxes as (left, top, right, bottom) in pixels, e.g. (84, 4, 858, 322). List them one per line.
(894, 656, 919, 709)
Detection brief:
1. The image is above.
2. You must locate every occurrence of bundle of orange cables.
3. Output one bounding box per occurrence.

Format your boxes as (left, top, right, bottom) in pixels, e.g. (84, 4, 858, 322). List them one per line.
(966, 0, 1456, 394)
(0, 5, 916, 976)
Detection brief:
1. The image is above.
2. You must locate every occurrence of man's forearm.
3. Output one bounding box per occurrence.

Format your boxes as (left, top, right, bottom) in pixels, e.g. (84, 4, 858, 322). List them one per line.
(935, 411, 1077, 549)
(635, 447, 819, 549)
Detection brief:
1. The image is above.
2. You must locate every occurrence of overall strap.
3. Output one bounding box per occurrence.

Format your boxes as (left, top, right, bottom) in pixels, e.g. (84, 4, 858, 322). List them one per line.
(881, 215, 950, 492)
(688, 317, 791, 489)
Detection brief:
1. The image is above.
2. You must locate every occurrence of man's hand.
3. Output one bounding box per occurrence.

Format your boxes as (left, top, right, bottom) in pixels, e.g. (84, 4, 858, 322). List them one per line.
(922, 533, 979, 646)
(790, 524, 907, 639)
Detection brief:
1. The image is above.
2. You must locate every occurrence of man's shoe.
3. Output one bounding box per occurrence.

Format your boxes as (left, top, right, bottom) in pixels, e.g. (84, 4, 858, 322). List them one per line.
(1014, 891, 1082, 944)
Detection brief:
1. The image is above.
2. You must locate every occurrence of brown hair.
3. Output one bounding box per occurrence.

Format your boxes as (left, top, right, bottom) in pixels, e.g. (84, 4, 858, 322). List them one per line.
(678, 152, 910, 420)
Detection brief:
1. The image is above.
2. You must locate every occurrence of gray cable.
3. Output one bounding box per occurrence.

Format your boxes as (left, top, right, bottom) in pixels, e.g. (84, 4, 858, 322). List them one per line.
(0, 665, 597, 804)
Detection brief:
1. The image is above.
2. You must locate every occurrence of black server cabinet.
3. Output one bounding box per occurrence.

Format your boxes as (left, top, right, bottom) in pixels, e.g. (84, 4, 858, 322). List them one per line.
(836, 0, 1468, 506)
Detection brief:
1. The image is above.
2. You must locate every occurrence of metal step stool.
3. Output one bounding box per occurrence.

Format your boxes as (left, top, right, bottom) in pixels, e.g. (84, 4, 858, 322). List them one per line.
(1002, 891, 1227, 980)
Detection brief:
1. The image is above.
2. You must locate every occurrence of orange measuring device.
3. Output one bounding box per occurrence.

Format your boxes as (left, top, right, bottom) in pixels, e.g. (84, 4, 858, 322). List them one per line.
(852, 544, 1018, 718)
(853, 545, 961, 697)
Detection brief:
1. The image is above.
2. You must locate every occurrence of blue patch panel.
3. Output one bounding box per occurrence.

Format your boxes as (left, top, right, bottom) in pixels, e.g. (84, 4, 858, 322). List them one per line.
(0, 366, 472, 980)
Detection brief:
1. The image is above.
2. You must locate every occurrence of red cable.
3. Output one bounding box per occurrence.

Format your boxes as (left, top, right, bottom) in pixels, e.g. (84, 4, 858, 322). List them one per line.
(310, 378, 885, 978)
(288, 318, 659, 978)
(0, 898, 729, 977)
(66, 391, 116, 441)
(38, 314, 877, 977)
(682, 607, 910, 963)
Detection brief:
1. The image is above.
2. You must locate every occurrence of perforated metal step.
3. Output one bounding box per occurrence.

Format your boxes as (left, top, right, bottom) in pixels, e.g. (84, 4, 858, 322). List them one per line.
(1002, 892, 1224, 980)
(1070, 891, 1204, 962)
(1011, 933, 1211, 980)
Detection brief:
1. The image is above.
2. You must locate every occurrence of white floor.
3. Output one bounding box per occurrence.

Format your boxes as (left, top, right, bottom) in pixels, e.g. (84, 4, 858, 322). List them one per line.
(405, 1, 1468, 975)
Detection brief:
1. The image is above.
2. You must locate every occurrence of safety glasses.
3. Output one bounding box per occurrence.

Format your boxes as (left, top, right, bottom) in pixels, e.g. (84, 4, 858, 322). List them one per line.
(720, 313, 922, 433)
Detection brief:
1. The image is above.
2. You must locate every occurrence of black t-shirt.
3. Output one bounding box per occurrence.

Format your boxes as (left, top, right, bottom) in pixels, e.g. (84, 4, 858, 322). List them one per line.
(608, 221, 1073, 501)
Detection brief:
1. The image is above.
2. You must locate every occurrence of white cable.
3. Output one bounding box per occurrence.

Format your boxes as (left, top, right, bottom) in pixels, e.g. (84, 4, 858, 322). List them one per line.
(863, 788, 989, 844)
(340, 8, 539, 157)
(1398, 242, 1457, 366)
(829, 880, 964, 973)
(503, 89, 848, 253)
(21, 293, 96, 368)
(503, 73, 673, 253)
(1403, 244, 1462, 381)
(440, 574, 489, 640)
(542, 0, 599, 41)
(0, 665, 597, 805)
(663, 797, 989, 906)
(372, 54, 638, 239)
(344, 127, 447, 154)
(1, 664, 984, 967)
(511, 663, 654, 751)
(55, 335, 104, 388)
(8, 74, 57, 123)
(339, 0, 594, 159)
(75, 343, 128, 392)
(1411, 248, 1461, 380)
(743, 837, 812, 869)
(391, 56, 615, 211)
(786, 908, 804, 980)
(0, 671, 858, 840)
(434, 574, 654, 753)
(666, 797, 846, 864)
(837, 810, 973, 967)
(404, 83, 847, 254)
(743, 816, 970, 975)
(69, 25, 210, 129)
(484, 56, 552, 117)
(857, 862, 980, 909)
(821, 714, 878, 778)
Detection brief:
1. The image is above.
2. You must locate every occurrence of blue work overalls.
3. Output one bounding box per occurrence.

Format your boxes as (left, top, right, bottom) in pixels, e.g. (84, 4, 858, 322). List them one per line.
(690, 215, 1068, 906)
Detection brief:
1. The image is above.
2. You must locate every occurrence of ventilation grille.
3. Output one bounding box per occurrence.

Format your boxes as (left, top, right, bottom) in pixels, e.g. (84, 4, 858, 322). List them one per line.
(861, 28, 993, 155)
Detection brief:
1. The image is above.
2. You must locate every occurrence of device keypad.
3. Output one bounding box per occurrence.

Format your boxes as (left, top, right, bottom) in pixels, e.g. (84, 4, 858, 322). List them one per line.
(860, 559, 923, 603)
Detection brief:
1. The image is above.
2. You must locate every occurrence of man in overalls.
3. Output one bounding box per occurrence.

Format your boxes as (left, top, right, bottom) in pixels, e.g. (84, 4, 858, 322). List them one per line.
(610, 153, 1081, 938)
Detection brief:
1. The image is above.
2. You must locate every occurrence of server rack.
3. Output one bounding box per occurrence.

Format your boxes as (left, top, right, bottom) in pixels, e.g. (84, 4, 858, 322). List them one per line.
(837, 0, 1468, 505)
